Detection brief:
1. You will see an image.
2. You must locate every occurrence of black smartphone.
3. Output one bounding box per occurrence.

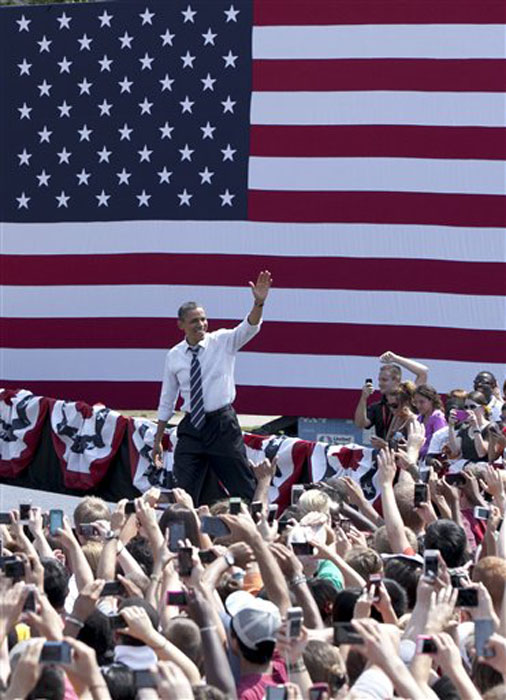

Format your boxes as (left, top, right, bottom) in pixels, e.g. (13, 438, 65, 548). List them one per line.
(23, 588, 36, 612)
(167, 590, 188, 606)
(134, 670, 157, 689)
(475, 618, 495, 658)
(250, 501, 263, 519)
(416, 635, 437, 654)
(78, 524, 97, 537)
(340, 518, 351, 533)
(445, 473, 466, 487)
(178, 547, 193, 577)
(169, 520, 187, 552)
(4, 559, 25, 579)
(198, 549, 218, 564)
(100, 580, 124, 597)
(424, 549, 439, 580)
(333, 622, 364, 645)
(287, 607, 303, 638)
(0, 555, 17, 571)
(456, 588, 479, 607)
(414, 483, 428, 507)
(0, 512, 11, 525)
(109, 613, 127, 630)
(229, 497, 241, 515)
(158, 491, 176, 504)
(368, 573, 382, 602)
(49, 509, 64, 536)
(267, 504, 278, 524)
(19, 503, 32, 520)
(40, 641, 72, 664)
(419, 469, 430, 484)
(291, 485, 304, 506)
(125, 501, 136, 515)
(200, 516, 230, 538)
(292, 542, 313, 556)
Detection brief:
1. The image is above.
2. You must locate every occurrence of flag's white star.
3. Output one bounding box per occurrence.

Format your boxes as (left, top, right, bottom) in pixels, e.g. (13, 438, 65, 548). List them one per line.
(36, 169, 51, 187)
(57, 147, 71, 164)
(18, 103, 32, 120)
(139, 53, 154, 70)
(76, 168, 91, 186)
(224, 5, 240, 22)
(159, 74, 174, 91)
(202, 28, 217, 46)
(98, 99, 112, 116)
(157, 167, 172, 184)
(223, 50, 238, 68)
(96, 190, 110, 207)
(17, 149, 31, 166)
(219, 189, 235, 206)
(139, 7, 155, 25)
(98, 10, 113, 28)
(178, 189, 192, 206)
(199, 167, 214, 184)
(118, 123, 133, 141)
(18, 59, 32, 76)
(97, 146, 112, 163)
(159, 122, 174, 139)
(138, 145, 153, 162)
(16, 192, 30, 209)
(160, 29, 175, 46)
(56, 191, 70, 208)
(57, 100, 72, 118)
(57, 12, 71, 29)
(37, 80, 52, 97)
(16, 15, 31, 32)
(78, 124, 93, 141)
(179, 96, 194, 114)
(181, 5, 196, 23)
(57, 56, 72, 73)
(221, 96, 236, 114)
(116, 168, 131, 185)
(221, 144, 236, 161)
(118, 76, 133, 94)
(181, 51, 195, 68)
(118, 31, 133, 49)
(98, 55, 113, 72)
(201, 73, 216, 91)
(200, 122, 215, 139)
(139, 98, 153, 115)
(37, 35, 52, 53)
(179, 144, 194, 162)
(78, 33, 93, 51)
(78, 78, 93, 95)
(137, 190, 151, 207)
(38, 126, 52, 143)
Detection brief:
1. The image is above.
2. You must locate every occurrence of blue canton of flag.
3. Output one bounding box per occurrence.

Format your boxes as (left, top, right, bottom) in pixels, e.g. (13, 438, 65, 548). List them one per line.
(1, 0, 252, 222)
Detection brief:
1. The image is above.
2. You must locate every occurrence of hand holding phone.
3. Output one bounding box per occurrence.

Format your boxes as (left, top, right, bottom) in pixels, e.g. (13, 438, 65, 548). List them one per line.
(286, 607, 303, 638)
(40, 641, 72, 664)
(49, 509, 64, 536)
(414, 483, 428, 507)
(178, 547, 193, 577)
(424, 549, 439, 580)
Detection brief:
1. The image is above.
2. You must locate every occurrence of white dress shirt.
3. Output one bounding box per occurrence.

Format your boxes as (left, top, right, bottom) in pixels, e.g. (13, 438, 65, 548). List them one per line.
(157, 316, 261, 421)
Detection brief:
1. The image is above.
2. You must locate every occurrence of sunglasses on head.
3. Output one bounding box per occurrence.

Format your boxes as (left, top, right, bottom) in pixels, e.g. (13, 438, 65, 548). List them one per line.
(465, 403, 479, 409)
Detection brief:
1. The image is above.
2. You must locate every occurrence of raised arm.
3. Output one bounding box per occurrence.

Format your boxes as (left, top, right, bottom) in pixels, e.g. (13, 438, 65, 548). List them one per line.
(380, 351, 428, 386)
(377, 447, 413, 554)
(354, 381, 374, 429)
(247, 270, 272, 326)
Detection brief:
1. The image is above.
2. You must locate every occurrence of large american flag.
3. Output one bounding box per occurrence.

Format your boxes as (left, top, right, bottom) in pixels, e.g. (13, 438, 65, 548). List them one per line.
(1, 0, 505, 418)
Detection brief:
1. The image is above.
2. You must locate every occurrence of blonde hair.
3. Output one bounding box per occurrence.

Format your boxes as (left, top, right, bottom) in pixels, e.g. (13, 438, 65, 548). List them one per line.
(73, 496, 110, 527)
(81, 540, 103, 576)
(298, 489, 330, 516)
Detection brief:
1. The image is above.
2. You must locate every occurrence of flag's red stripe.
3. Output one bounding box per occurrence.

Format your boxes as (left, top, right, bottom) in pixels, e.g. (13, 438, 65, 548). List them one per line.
(252, 59, 506, 93)
(0, 380, 396, 418)
(250, 125, 506, 160)
(3, 254, 505, 295)
(3, 319, 505, 364)
(254, 0, 506, 25)
(248, 191, 506, 227)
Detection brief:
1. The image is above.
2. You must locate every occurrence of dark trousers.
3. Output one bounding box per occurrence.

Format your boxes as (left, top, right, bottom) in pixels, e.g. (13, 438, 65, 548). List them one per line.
(173, 405, 256, 506)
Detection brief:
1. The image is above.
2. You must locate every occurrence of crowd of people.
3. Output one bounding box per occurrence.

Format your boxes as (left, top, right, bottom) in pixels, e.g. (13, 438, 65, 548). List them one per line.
(0, 354, 505, 699)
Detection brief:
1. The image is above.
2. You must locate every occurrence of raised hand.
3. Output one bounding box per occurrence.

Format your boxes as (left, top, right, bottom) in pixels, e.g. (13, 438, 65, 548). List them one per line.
(249, 270, 272, 304)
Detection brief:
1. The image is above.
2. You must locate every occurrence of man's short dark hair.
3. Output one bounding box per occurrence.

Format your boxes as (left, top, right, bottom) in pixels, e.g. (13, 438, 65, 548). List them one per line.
(26, 666, 65, 700)
(101, 664, 136, 700)
(383, 558, 422, 610)
(41, 557, 70, 611)
(230, 623, 275, 665)
(77, 610, 114, 666)
(370, 578, 407, 619)
(125, 536, 154, 576)
(424, 519, 468, 568)
(178, 301, 200, 321)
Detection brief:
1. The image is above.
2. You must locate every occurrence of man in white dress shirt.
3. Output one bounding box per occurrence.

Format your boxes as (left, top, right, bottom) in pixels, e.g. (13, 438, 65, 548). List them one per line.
(152, 271, 272, 504)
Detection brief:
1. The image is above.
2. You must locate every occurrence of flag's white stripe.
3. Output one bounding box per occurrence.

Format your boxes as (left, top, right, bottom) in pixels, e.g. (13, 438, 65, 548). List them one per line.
(2, 285, 505, 330)
(2, 222, 504, 263)
(249, 157, 506, 195)
(252, 25, 506, 60)
(250, 92, 506, 127)
(2, 348, 504, 390)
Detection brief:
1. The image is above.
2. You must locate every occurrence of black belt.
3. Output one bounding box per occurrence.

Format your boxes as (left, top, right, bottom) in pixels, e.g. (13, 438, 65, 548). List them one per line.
(205, 404, 232, 417)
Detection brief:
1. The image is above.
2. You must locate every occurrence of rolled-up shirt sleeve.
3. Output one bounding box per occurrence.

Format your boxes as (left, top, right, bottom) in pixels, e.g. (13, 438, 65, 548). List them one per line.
(226, 316, 262, 354)
(157, 352, 179, 422)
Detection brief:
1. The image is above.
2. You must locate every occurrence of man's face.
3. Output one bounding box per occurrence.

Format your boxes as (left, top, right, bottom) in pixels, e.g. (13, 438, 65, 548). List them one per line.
(378, 369, 398, 394)
(474, 372, 494, 400)
(178, 307, 208, 345)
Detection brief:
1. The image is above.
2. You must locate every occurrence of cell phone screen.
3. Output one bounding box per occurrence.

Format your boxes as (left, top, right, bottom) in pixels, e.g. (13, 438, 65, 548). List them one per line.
(178, 547, 193, 577)
(292, 542, 313, 556)
(169, 521, 187, 552)
(414, 483, 428, 507)
(40, 641, 72, 664)
(49, 509, 63, 536)
(475, 619, 495, 657)
(200, 516, 230, 538)
(100, 581, 123, 597)
(424, 550, 439, 579)
(134, 670, 157, 689)
(333, 622, 364, 645)
(456, 588, 479, 607)
(167, 590, 188, 606)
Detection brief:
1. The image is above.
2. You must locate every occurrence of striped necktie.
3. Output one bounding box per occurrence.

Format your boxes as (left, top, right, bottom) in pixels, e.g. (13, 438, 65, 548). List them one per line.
(189, 346, 205, 430)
